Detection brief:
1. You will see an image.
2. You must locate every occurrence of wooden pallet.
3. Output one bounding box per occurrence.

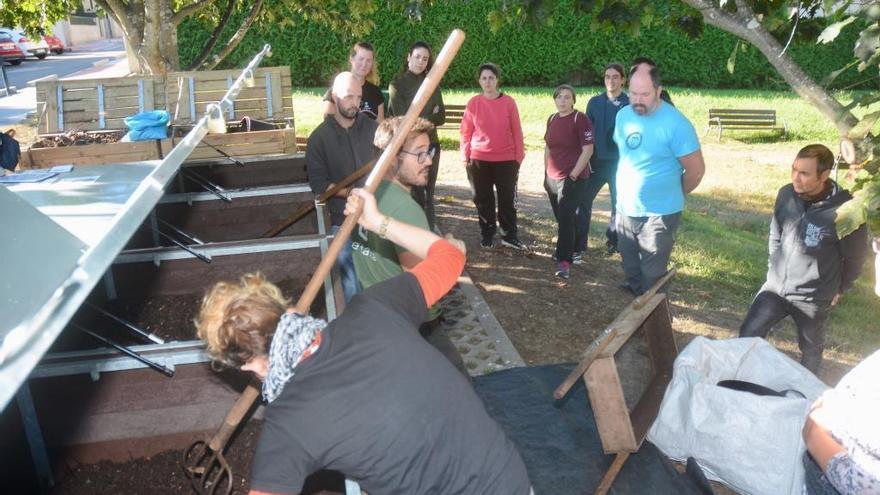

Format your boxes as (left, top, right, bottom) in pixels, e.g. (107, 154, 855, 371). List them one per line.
(35, 75, 167, 135)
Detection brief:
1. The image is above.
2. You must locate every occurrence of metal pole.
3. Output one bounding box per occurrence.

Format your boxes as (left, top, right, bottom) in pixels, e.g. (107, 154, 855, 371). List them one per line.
(0, 62, 11, 96)
(17, 383, 54, 489)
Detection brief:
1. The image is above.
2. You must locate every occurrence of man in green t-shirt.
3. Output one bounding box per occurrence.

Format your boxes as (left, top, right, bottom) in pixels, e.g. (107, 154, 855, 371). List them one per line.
(351, 116, 467, 376)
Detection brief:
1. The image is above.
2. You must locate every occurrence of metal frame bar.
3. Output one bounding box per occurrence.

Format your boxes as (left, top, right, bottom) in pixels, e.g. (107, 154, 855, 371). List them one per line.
(115, 235, 324, 264)
(265, 72, 273, 118)
(316, 203, 337, 321)
(226, 74, 235, 119)
(188, 77, 196, 120)
(17, 383, 54, 489)
(137, 79, 145, 113)
(33, 340, 209, 379)
(97, 83, 105, 129)
(159, 183, 311, 204)
(56, 84, 63, 131)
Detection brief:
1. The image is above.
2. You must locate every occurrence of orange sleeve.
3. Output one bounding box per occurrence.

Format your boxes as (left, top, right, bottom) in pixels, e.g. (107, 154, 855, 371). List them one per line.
(411, 239, 466, 307)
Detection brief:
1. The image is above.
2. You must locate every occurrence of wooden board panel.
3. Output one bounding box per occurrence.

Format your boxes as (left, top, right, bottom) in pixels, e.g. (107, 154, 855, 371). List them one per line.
(597, 294, 664, 359)
(584, 356, 638, 453)
(23, 140, 166, 168)
(642, 298, 677, 375)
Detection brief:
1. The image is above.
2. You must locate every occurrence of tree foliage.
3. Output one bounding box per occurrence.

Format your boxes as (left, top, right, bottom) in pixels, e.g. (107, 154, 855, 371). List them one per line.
(0, 0, 79, 36)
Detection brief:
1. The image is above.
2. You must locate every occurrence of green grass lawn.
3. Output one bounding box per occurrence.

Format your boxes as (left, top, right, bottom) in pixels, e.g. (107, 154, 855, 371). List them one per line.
(293, 86, 877, 146)
(292, 86, 880, 361)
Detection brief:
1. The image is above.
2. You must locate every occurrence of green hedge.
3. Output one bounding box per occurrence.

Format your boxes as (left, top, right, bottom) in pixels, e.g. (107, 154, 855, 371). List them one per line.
(178, 0, 867, 90)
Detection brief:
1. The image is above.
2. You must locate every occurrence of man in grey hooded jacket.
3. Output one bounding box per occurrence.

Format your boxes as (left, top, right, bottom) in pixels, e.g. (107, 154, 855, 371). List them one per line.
(740, 144, 869, 373)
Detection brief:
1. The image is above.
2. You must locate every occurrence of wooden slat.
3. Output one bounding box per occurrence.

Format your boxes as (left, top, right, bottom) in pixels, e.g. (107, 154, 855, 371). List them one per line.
(584, 356, 638, 453)
(708, 108, 775, 115)
(22, 140, 167, 168)
(711, 118, 776, 125)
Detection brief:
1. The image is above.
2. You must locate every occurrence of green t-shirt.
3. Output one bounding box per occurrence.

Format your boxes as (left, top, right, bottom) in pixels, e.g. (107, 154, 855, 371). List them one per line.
(351, 180, 438, 320)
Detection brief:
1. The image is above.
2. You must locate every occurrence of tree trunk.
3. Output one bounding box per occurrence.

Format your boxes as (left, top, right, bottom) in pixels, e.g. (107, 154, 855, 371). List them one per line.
(684, 0, 859, 137)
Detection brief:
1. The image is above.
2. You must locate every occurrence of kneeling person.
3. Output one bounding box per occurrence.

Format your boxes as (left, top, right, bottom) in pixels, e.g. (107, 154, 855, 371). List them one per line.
(351, 116, 468, 375)
(196, 189, 530, 495)
(740, 144, 869, 373)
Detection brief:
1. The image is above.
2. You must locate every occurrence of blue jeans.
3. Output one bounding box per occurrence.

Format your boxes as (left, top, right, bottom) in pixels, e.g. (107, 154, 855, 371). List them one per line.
(575, 161, 618, 252)
(330, 225, 361, 303)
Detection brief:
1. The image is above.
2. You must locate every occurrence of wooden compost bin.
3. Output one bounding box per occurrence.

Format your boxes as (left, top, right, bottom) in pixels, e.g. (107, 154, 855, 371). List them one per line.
(22, 66, 297, 169)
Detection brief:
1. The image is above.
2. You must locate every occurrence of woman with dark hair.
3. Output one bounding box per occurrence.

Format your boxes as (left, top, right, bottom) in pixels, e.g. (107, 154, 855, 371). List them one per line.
(460, 63, 526, 249)
(322, 41, 385, 120)
(388, 40, 446, 230)
(544, 84, 594, 279)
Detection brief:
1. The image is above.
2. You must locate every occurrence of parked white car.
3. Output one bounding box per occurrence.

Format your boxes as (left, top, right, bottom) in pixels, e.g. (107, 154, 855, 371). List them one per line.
(0, 28, 49, 60)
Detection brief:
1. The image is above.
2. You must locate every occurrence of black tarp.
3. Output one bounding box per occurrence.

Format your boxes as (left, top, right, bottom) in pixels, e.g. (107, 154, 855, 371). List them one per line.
(474, 363, 711, 494)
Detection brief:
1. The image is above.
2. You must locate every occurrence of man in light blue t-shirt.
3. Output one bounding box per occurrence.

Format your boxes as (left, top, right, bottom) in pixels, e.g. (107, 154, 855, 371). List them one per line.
(613, 66, 705, 295)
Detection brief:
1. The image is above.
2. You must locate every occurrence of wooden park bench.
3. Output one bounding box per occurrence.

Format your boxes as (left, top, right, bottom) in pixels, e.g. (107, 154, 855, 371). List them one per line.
(437, 103, 466, 131)
(705, 108, 787, 141)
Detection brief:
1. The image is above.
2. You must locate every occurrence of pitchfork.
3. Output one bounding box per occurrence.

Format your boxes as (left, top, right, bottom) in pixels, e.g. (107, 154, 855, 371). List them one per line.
(182, 29, 466, 495)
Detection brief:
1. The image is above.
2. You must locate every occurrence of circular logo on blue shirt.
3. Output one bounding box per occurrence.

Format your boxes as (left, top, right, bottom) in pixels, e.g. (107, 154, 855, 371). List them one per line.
(626, 132, 642, 149)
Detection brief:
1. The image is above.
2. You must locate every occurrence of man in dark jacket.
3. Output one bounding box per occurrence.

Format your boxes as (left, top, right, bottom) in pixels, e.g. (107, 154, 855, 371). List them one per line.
(575, 62, 629, 259)
(306, 71, 379, 303)
(740, 144, 869, 373)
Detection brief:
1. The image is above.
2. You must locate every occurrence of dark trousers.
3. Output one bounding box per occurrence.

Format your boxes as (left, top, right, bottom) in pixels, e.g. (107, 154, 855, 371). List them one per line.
(617, 213, 681, 295)
(575, 162, 618, 252)
(739, 291, 831, 373)
(411, 145, 441, 231)
(466, 159, 520, 238)
(803, 451, 841, 495)
(545, 176, 587, 264)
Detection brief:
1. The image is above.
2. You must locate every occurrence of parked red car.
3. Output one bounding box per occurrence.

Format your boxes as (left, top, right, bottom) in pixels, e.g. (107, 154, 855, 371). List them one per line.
(0, 32, 25, 65)
(42, 34, 65, 55)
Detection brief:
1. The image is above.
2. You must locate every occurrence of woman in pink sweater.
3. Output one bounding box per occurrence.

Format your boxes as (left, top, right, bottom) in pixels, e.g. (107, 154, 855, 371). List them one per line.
(460, 63, 526, 250)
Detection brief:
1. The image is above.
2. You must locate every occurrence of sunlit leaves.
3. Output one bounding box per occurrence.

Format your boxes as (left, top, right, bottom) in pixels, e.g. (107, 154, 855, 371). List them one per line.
(818, 16, 856, 44)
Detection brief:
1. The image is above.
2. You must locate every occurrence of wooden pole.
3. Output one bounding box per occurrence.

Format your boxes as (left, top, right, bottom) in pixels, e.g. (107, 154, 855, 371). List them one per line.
(195, 28, 466, 463)
(262, 159, 376, 238)
(292, 29, 465, 314)
(594, 452, 630, 495)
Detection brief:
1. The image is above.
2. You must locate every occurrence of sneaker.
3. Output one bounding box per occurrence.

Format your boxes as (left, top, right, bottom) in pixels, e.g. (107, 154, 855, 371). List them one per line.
(480, 233, 494, 249)
(572, 251, 585, 265)
(500, 235, 525, 250)
(555, 261, 571, 279)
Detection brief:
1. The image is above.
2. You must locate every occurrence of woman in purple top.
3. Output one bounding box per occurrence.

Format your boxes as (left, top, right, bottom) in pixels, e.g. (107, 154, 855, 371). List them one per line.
(543, 84, 594, 280)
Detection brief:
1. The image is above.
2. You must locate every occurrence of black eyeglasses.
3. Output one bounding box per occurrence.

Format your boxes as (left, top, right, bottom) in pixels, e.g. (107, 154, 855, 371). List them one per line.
(399, 147, 436, 163)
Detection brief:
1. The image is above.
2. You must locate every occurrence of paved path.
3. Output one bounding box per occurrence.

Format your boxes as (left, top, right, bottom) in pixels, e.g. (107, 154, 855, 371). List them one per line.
(440, 273, 526, 376)
(0, 39, 128, 127)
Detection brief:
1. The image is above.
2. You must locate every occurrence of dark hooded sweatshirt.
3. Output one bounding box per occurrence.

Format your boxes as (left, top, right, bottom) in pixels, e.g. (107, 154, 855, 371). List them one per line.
(762, 181, 869, 303)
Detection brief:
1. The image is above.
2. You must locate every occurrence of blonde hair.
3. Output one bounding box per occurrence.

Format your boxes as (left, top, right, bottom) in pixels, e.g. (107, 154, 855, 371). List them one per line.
(194, 272, 289, 368)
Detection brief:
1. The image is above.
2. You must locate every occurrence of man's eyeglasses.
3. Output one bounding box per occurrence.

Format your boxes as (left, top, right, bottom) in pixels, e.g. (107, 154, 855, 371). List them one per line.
(399, 147, 436, 163)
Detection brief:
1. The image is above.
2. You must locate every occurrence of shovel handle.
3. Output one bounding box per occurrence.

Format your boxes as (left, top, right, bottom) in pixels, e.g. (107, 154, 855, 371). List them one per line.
(293, 29, 466, 314)
(207, 382, 261, 451)
(263, 159, 376, 238)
